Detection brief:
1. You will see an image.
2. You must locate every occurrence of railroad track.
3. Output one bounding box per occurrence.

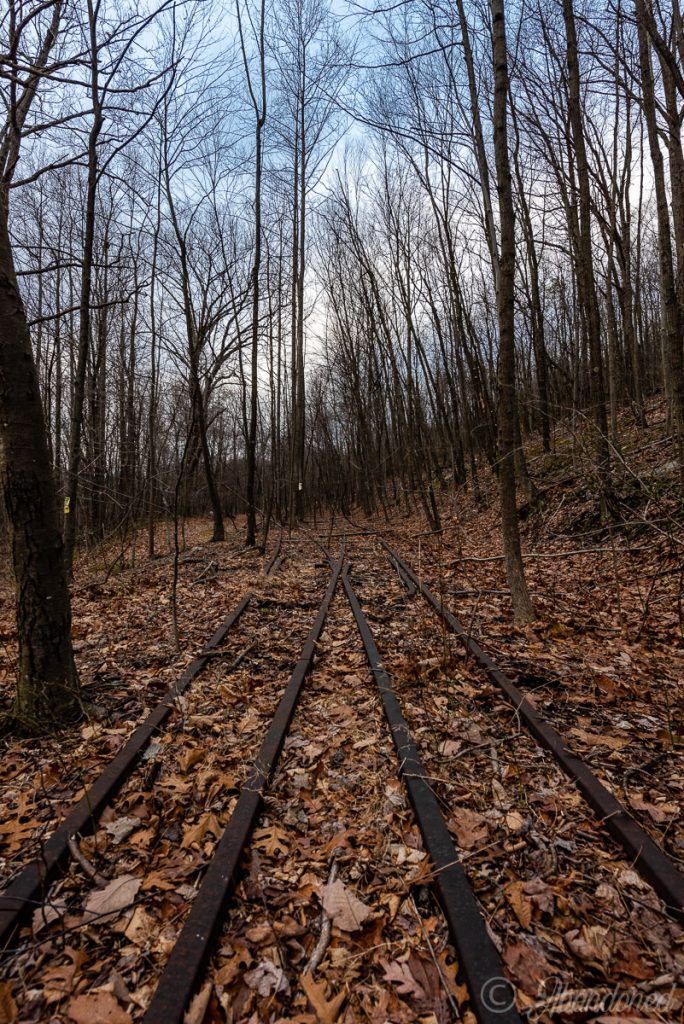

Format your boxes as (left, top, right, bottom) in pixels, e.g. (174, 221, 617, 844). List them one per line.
(0, 534, 286, 948)
(2, 527, 682, 1022)
(380, 537, 684, 923)
(341, 563, 521, 1024)
(142, 544, 346, 1024)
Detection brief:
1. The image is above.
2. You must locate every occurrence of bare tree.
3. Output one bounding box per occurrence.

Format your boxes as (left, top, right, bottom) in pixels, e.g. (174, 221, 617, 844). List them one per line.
(0, 0, 80, 729)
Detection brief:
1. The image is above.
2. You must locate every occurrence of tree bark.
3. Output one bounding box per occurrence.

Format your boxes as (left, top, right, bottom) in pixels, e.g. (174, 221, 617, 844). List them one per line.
(563, 0, 611, 485)
(0, 200, 80, 729)
(490, 0, 535, 623)
(636, 0, 684, 486)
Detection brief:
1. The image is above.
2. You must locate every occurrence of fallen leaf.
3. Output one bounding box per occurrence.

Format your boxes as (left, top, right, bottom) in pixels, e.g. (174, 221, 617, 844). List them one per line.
(352, 737, 376, 750)
(42, 948, 86, 1005)
(381, 959, 427, 999)
(184, 982, 211, 1024)
(215, 946, 252, 987)
(105, 817, 140, 844)
(244, 960, 290, 997)
(83, 875, 141, 923)
(491, 779, 509, 807)
(629, 795, 678, 824)
(321, 879, 371, 932)
(451, 807, 488, 850)
(33, 897, 67, 935)
(182, 813, 222, 849)
(123, 906, 157, 947)
(614, 941, 653, 980)
(0, 810, 42, 853)
(301, 975, 346, 1023)
(616, 868, 649, 891)
(505, 882, 532, 928)
(505, 810, 525, 832)
(569, 728, 628, 750)
(245, 922, 275, 943)
(179, 747, 206, 773)
(0, 982, 17, 1024)
(252, 824, 289, 857)
(439, 739, 461, 757)
(503, 940, 554, 996)
(565, 925, 614, 964)
(522, 878, 554, 915)
(68, 991, 132, 1024)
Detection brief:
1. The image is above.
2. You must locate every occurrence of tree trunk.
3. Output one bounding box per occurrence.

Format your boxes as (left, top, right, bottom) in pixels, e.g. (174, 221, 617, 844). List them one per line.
(490, 0, 535, 623)
(0, 201, 80, 730)
(563, 0, 611, 485)
(636, 0, 684, 485)
(63, 0, 103, 574)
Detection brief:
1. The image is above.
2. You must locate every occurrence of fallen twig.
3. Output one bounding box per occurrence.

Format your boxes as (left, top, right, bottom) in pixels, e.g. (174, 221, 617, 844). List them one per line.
(68, 836, 107, 886)
(304, 861, 338, 974)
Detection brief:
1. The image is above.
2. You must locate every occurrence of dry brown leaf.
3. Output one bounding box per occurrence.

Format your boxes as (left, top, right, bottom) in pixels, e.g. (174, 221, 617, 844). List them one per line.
(565, 925, 614, 964)
(244, 922, 275, 943)
(301, 975, 346, 1024)
(321, 879, 371, 932)
(381, 959, 427, 1000)
(522, 878, 554, 915)
(104, 817, 139, 844)
(68, 991, 132, 1024)
(123, 906, 157, 947)
(503, 940, 554, 996)
(505, 810, 525, 832)
(183, 982, 211, 1024)
(505, 882, 532, 928)
(569, 728, 629, 750)
(83, 875, 141, 923)
(0, 982, 17, 1024)
(629, 795, 678, 824)
(614, 941, 653, 981)
(244, 960, 290, 996)
(491, 778, 509, 807)
(215, 946, 252, 987)
(42, 948, 86, 1005)
(252, 824, 289, 857)
(0, 814, 42, 853)
(33, 897, 67, 935)
(182, 813, 222, 849)
(594, 1018, 660, 1024)
(179, 747, 206, 773)
(451, 807, 488, 850)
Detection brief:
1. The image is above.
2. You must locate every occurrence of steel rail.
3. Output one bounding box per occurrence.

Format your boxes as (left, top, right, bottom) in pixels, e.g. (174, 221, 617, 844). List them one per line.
(263, 530, 284, 575)
(0, 536, 284, 950)
(143, 544, 346, 1024)
(381, 539, 684, 923)
(342, 565, 521, 1024)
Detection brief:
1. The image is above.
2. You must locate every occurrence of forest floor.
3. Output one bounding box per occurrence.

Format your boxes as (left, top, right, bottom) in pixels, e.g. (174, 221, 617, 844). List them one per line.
(1, 398, 683, 1024)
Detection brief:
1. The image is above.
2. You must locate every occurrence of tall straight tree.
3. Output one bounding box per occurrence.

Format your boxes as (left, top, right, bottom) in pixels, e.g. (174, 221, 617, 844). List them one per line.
(562, 0, 611, 484)
(0, 0, 80, 729)
(273, 0, 346, 523)
(490, 0, 534, 622)
(237, 0, 267, 548)
(62, 0, 174, 570)
(635, 0, 684, 485)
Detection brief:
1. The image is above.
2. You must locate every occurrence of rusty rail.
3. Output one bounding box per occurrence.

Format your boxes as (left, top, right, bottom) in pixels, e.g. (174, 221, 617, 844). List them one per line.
(0, 535, 283, 951)
(382, 539, 684, 923)
(342, 564, 521, 1024)
(143, 544, 345, 1024)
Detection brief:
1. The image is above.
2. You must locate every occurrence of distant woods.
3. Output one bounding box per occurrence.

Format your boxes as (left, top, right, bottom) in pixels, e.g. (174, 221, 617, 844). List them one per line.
(3, 0, 684, 623)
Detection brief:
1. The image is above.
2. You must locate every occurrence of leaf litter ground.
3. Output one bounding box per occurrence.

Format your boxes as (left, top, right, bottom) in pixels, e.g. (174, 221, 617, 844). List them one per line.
(1, 407, 684, 1022)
